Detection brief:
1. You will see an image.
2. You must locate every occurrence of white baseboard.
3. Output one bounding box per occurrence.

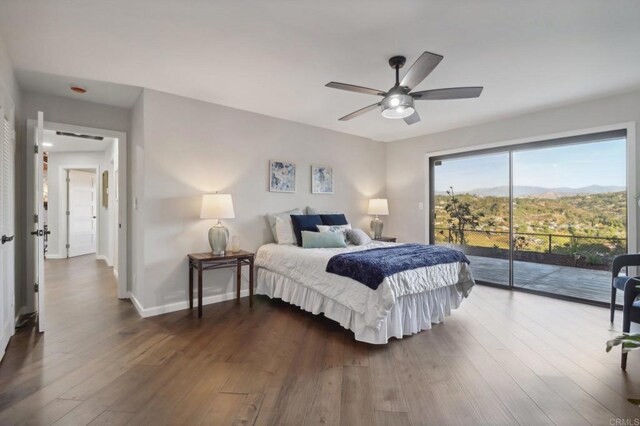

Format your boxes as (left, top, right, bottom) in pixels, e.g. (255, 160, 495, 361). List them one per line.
(0, 319, 13, 362)
(46, 254, 64, 259)
(130, 289, 250, 318)
(96, 255, 112, 266)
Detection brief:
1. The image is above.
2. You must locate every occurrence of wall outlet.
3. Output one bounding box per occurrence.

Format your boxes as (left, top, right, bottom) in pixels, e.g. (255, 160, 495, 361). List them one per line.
(418, 202, 424, 210)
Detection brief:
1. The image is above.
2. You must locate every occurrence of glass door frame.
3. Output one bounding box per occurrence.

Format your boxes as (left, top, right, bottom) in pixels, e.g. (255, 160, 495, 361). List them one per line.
(428, 129, 628, 307)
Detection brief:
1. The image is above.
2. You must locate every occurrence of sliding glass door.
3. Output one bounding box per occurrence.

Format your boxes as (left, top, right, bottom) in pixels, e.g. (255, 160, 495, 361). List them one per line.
(430, 130, 628, 305)
(431, 152, 511, 287)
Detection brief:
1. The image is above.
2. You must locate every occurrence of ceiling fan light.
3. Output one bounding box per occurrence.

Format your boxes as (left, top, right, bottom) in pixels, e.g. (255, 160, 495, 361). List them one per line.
(381, 94, 414, 119)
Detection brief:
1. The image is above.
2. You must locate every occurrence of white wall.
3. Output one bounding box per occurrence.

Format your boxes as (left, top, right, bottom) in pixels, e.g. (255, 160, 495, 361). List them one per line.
(21, 93, 130, 313)
(0, 34, 19, 112)
(386, 89, 640, 250)
(46, 150, 114, 263)
(131, 89, 386, 314)
(21, 92, 130, 133)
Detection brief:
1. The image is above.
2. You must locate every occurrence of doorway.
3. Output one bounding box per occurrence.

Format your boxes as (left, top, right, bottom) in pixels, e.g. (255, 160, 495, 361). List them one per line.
(66, 169, 97, 257)
(27, 115, 128, 332)
(429, 129, 630, 306)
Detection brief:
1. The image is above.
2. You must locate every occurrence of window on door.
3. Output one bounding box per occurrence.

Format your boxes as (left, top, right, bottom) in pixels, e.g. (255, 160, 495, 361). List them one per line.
(430, 130, 628, 305)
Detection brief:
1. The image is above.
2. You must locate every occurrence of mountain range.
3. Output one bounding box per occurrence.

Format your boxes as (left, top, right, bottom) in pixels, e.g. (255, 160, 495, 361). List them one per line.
(439, 185, 625, 198)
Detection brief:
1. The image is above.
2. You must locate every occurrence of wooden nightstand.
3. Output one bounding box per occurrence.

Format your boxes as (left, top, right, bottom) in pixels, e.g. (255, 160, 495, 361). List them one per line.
(187, 250, 255, 318)
(375, 236, 397, 243)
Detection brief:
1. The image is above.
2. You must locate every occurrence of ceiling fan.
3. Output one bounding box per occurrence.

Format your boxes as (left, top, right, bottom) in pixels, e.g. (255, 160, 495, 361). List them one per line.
(325, 51, 483, 125)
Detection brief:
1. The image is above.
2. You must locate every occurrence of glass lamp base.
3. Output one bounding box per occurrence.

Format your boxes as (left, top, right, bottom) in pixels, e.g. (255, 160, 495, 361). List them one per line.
(370, 216, 384, 240)
(208, 221, 229, 255)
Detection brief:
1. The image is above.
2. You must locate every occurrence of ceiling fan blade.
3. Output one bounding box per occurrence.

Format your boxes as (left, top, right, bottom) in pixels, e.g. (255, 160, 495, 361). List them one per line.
(400, 51, 443, 90)
(325, 82, 386, 97)
(338, 103, 380, 121)
(403, 110, 421, 125)
(412, 87, 483, 100)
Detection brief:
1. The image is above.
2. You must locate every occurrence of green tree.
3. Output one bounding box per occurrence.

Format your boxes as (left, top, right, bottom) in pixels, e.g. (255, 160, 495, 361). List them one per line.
(443, 187, 484, 245)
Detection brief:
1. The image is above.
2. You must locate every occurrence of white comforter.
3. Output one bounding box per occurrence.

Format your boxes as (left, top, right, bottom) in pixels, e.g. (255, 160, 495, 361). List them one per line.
(255, 242, 475, 329)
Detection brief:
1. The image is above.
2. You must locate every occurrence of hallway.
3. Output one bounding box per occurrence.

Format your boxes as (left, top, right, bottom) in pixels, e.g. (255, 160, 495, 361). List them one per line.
(0, 256, 142, 424)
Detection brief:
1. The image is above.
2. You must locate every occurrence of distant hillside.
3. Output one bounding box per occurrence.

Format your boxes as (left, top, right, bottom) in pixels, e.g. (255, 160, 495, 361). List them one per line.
(433, 191, 626, 239)
(437, 185, 625, 198)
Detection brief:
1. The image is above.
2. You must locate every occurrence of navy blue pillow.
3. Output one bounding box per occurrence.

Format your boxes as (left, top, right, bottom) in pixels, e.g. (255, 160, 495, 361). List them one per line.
(290, 215, 323, 246)
(320, 214, 348, 226)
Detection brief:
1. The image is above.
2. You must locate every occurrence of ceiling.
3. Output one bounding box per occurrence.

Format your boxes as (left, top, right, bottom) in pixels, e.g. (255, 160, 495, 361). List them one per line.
(1, 1, 640, 142)
(17, 70, 141, 109)
(43, 129, 114, 152)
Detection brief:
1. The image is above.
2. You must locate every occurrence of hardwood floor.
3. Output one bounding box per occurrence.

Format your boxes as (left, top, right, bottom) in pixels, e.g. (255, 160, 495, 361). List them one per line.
(1, 255, 640, 425)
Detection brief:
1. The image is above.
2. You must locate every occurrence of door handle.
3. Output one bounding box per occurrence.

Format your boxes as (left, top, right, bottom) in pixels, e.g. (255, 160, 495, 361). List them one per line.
(1, 235, 13, 244)
(30, 230, 44, 237)
(92, 216, 96, 219)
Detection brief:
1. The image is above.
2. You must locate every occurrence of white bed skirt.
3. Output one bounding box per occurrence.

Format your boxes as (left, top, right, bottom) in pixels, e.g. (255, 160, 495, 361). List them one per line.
(256, 267, 465, 344)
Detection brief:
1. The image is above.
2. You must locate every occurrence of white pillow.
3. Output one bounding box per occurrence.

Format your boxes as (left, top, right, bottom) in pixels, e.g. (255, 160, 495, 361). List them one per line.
(266, 208, 303, 242)
(346, 228, 372, 246)
(275, 216, 296, 245)
(317, 224, 351, 242)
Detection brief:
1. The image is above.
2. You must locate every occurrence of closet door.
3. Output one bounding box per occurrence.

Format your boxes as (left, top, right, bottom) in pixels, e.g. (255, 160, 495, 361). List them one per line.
(0, 104, 15, 360)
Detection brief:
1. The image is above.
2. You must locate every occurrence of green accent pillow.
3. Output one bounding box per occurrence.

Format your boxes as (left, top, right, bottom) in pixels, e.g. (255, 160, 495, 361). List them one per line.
(301, 230, 347, 248)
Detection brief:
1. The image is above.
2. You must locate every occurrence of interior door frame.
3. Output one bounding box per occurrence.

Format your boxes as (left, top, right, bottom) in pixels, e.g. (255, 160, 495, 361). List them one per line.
(26, 119, 128, 300)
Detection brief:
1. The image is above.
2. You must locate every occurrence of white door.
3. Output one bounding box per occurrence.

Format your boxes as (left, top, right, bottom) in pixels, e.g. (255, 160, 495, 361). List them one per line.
(33, 112, 46, 332)
(68, 170, 97, 257)
(0, 103, 16, 359)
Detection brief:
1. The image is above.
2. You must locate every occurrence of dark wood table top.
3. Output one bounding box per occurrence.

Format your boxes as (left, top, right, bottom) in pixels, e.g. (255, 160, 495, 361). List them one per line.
(187, 250, 254, 262)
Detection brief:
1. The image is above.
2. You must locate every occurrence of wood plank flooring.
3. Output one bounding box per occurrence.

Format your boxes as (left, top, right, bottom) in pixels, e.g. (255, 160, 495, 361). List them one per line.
(1, 255, 640, 425)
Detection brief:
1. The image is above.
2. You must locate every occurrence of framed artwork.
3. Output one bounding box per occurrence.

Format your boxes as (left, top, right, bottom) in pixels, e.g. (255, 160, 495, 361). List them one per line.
(311, 165, 333, 194)
(102, 170, 109, 208)
(270, 160, 296, 193)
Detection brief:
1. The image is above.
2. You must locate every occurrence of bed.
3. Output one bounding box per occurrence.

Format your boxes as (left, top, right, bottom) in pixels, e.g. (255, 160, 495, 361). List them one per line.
(255, 240, 475, 344)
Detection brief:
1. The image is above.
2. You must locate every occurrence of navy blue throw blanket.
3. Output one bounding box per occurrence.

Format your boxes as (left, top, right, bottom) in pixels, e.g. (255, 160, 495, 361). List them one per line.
(326, 244, 470, 290)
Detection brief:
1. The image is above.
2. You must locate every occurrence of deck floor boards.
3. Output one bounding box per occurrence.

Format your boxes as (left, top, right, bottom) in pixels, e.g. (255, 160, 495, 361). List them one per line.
(468, 255, 623, 304)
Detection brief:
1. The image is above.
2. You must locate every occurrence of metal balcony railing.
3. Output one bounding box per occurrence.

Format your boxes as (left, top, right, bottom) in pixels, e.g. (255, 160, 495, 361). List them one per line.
(434, 227, 627, 265)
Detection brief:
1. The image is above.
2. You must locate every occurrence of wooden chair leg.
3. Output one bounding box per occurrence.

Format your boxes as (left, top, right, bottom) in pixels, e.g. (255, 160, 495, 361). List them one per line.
(610, 287, 616, 323)
(622, 289, 632, 370)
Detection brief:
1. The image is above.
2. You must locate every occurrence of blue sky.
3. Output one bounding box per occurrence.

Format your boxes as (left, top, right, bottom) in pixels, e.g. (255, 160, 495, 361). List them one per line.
(434, 138, 626, 192)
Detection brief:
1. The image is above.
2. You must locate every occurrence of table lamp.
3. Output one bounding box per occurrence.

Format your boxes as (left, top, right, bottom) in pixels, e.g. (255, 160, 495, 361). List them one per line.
(368, 198, 389, 239)
(200, 193, 235, 255)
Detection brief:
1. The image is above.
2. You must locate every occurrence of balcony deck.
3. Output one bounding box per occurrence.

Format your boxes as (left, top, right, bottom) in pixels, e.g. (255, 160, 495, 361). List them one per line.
(467, 255, 623, 305)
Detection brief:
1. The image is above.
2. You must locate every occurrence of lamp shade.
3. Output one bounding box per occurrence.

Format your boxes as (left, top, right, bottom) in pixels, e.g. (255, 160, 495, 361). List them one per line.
(368, 198, 389, 216)
(200, 194, 235, 219)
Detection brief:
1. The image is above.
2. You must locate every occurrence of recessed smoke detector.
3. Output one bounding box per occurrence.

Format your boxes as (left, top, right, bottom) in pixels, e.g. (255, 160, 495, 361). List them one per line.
(70, 85, 87, 94)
